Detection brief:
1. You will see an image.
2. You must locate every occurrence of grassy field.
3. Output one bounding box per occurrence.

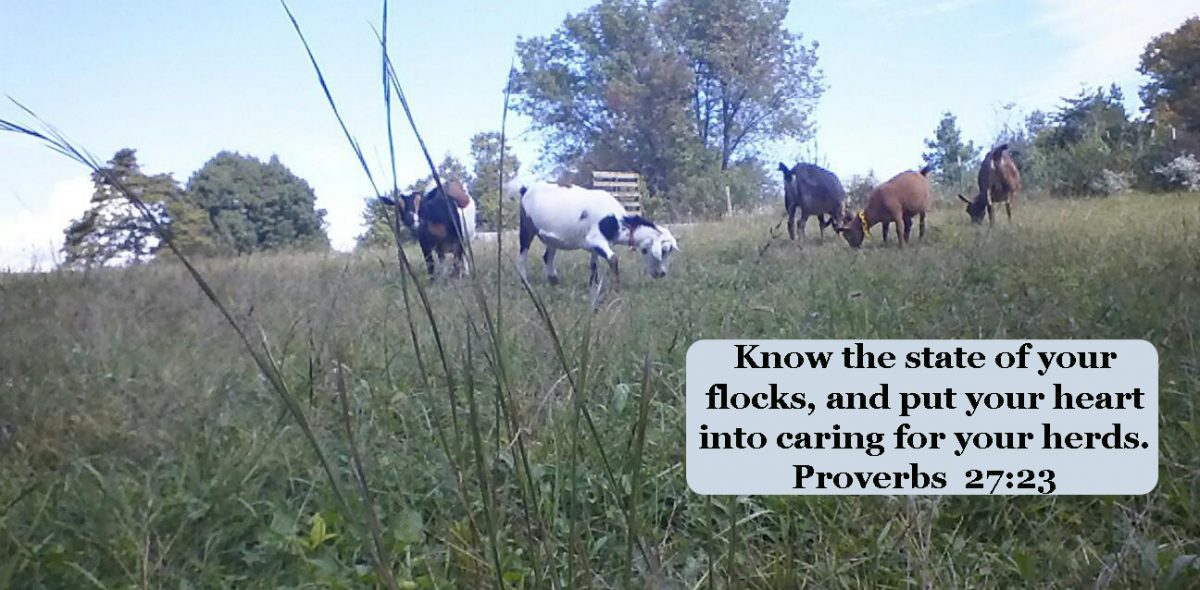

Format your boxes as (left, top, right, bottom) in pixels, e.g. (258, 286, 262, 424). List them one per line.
(1, 193, 1199, 589)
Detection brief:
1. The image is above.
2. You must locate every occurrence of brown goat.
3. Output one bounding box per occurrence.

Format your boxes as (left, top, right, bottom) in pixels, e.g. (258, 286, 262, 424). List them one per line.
(958, 144, 1021, 224)
(835, 166, 934, 249)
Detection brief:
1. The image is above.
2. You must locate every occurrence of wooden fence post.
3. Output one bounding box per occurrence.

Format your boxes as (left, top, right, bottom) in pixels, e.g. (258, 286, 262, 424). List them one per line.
(592, 171, 643, 215)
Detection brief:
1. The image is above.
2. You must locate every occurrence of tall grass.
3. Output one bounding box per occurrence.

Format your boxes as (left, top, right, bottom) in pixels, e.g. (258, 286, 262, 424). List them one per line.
(2, 195, 1199, 588)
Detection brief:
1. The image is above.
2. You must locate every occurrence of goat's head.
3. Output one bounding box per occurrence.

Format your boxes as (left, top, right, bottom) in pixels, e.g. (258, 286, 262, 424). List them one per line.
(778, 162, 798, 204)
(400, 191, 423, 228)
(834, 210, 868, 248)
(626, 216, 679, 278)
(957, 193, 987, 224)
(378, 191, 422, 229)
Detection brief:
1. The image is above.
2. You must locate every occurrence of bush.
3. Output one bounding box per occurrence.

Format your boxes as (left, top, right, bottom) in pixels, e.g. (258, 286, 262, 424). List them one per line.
(843, 171, 878, 209)
(654, 159, 777, 220)
(1153, 154, 1200, 192)
(1030, 125, 1136, 197)
(1088, 169, 1133, 196)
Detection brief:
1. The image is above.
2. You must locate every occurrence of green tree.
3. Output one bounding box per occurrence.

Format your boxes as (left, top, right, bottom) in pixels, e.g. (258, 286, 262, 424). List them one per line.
(513, 0, 823, 202)
(468, 132, 520, 232)
(1041, 85, 1136, 150)
(186, 152, 328, 254)
(1139, 17, 1200, 134)
(922, 112, 980, 188)
(163, 198, 222, 257)
(62, 148, 179, 268)
(662, 0, 823, 169)
(1138, 17, 1200, 162)
(513, 0, 700, 195)
(1029, 86, 1142, 196)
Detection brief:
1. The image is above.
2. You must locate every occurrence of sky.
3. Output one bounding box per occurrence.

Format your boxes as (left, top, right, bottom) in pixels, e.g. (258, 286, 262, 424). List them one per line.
(2, 0, 1197, 269)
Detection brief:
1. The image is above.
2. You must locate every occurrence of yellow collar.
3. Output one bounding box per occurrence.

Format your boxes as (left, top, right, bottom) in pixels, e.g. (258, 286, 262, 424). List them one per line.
(858, 210, 871, 236)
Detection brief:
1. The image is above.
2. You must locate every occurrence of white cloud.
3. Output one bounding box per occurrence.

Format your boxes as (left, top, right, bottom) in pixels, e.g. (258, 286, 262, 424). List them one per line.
(1026, 0, 1199, 105)
(917, 0, 986, 16)
(0, 177, 91, 272)
(843, 0, 985, 18)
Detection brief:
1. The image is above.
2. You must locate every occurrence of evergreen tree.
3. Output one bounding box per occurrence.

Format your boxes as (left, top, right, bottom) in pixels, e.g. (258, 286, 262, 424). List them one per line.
(62, 149, 178, 268)
(922, 112, 980, 187)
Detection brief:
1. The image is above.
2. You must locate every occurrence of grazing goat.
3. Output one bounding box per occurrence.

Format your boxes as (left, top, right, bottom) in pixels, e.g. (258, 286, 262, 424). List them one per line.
(958, 143, 1021, 224)
(380, 180, 477, 278)
(778, 162, 847, 241)
(517, 181, 678, 289)
(835, 166, 934, 249)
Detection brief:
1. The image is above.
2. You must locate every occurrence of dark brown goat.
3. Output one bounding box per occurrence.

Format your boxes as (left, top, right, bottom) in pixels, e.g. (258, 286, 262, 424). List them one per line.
(835, 166, 934, 249)
(958, 144, 1021, 224)
(380, 180, 477, 278)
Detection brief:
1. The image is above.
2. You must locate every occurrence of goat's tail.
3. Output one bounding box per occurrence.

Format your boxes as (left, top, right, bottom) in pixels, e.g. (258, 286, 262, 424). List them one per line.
(991, 143, 1010, 163)
(919, 164, 934, 176)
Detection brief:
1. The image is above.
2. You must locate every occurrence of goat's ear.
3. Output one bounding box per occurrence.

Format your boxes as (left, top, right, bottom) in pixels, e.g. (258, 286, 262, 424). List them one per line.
(379, 196, 397, 207)
(957, 194, 971, 205)
(778, 162, 791, 175)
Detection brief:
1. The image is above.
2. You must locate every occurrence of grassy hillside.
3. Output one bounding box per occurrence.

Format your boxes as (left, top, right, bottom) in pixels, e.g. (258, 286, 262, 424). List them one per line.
(2, 194, 1199, 589)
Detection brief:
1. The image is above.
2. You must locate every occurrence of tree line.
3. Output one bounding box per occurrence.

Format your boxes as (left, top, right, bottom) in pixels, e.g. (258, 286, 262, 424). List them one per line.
(63, 149, 328, 268)
(62, 7, 1200, 268)
(919, 17, 1200, 200)
(64, 128, 520, 268)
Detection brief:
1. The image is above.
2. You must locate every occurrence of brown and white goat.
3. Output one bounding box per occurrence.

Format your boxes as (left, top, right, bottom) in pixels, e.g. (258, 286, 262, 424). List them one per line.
(958, 143, 1021, 224)
(835, 166, 934, 249)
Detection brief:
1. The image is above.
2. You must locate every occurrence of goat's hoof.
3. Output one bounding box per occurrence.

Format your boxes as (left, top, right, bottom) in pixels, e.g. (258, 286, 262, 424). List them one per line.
(548, 276, 560, 286)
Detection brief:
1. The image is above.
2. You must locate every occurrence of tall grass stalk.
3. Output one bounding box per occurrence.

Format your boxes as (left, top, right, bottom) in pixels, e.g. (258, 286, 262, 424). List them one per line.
(285, 2, 554, 584)
(462, 328, 506, 589)
(518, 278, 654, 580)
(373, 21, 554, 587)
(623, 350, 654, 587)
(496, 50, 516, 336)
(335, 356, 402, 590)
(0, 107, 368, 571)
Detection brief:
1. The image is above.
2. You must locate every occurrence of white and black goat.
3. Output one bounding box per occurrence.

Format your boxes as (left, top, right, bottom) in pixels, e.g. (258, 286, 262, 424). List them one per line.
(516, 181, 678, 289)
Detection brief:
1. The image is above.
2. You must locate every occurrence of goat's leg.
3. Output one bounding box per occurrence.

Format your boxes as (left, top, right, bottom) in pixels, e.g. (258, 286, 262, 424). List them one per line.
(786, 204, 797, 240)
(517, 205, 536, 283)
(419, 239, 436, 278)
(903, 216, 913, 242)
(919, 212, 927, 240)
(987, 203, 994, 226)
(893, 216, 906, 248)
(1005, 202, 1012, 223)
(818, 214, 829, 240)
(516, 249, 529, 283)
(798, 211, 811, 241)
(609, 255, 620, 291)
(589, 251, 600, 286)
(881, 221, 890, 243)
(453, 245, 467, 279)
(437, 250, 448, 280)
(543, 247, 560, 285)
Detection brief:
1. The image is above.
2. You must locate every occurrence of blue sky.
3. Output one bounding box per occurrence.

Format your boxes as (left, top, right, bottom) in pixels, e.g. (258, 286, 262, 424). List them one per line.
(2, 0, 1196, 268)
